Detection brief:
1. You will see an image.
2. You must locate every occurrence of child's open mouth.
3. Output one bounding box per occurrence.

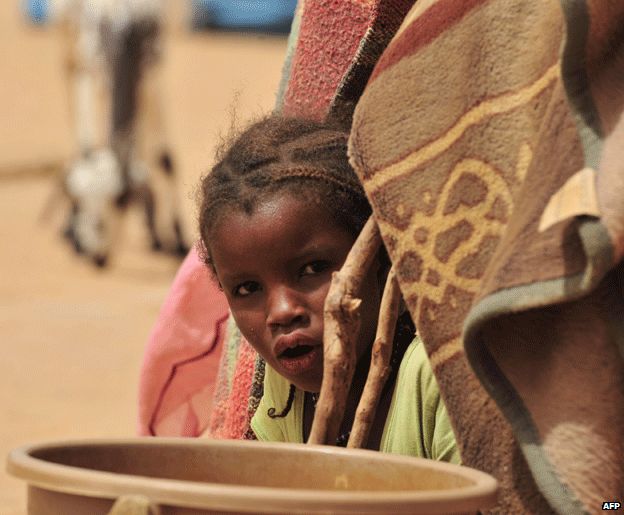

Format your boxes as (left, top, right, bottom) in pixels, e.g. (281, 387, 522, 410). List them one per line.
(277, 344, 321, 375)
(280, 345, 314, 358)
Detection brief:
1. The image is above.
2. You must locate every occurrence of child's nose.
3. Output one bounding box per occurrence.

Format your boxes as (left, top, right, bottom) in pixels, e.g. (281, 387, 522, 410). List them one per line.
(266, 286, 307, 329)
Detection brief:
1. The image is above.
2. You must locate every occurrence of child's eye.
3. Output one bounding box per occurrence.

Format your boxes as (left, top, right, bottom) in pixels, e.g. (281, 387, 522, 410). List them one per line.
(300, 261, 330, 277)
(233, 281, 261, 297)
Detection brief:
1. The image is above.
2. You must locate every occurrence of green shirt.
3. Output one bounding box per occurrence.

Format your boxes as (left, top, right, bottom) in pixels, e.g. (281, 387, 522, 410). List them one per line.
(251, 338, 460, 464)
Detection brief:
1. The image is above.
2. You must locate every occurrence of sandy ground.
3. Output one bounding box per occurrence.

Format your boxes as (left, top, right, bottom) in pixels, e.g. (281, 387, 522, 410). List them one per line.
(0, 3, 287, 512)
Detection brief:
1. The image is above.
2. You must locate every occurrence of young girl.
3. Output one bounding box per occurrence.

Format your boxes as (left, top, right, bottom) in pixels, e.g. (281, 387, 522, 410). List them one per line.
(198, 116, 459, 463)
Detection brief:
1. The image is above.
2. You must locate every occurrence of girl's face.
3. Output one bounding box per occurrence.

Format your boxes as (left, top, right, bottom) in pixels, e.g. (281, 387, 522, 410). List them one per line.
(210, 193, 381, 392)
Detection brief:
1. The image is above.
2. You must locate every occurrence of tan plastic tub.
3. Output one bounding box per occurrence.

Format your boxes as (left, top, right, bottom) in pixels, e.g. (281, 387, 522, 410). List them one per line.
(7, 438, 497, 514)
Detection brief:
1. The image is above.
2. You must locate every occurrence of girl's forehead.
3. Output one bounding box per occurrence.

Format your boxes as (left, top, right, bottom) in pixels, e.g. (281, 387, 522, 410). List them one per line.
(210, 194, 354, 260)
(219, 193, 329, 230)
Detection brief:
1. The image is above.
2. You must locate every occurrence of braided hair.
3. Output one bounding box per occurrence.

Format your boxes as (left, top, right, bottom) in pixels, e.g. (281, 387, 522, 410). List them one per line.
(197, 116, 371, 269)
(267, 383, 296, 419)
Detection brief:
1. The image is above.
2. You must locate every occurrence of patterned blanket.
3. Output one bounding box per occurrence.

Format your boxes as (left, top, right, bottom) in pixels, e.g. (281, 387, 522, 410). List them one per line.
(349, 1, 624, 513)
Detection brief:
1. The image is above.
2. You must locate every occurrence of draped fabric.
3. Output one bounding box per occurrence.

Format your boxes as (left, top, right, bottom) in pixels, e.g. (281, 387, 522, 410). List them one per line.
(349, 1, 624, 512)
(137, 249, 228, 436)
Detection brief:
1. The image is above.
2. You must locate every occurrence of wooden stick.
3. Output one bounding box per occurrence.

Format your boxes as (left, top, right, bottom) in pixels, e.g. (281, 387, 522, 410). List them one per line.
(308, 216, 382, 445)
(348, 267, 400, 448)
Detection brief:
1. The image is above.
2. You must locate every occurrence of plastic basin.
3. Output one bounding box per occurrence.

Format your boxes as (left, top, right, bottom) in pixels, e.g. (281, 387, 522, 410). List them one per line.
(7, 438, 498, 514)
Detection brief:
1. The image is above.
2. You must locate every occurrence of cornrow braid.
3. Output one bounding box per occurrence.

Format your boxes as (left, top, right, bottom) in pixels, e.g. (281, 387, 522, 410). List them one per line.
(267, 383, 296, 418)
(279, 130, 350, 161)
(198, 115, 372, 270)
(269, 166, 365, 199)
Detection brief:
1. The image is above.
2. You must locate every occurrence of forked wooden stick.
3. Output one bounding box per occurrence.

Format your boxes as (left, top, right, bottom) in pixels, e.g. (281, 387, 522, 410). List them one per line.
(348, 267, 400, 448)
(308, 216, 382, 445)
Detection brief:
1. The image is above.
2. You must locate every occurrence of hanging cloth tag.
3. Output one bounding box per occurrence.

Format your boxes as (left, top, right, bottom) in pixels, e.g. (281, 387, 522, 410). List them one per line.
(539, 167, 601, 232)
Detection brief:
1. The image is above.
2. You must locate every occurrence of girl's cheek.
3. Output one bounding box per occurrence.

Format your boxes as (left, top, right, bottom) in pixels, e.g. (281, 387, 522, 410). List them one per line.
(234, 312, 268, 348)
(229, 310, 254, 338)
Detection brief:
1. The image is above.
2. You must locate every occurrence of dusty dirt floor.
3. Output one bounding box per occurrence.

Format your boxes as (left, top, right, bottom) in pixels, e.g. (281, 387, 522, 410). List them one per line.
(0, 2, 287, 512)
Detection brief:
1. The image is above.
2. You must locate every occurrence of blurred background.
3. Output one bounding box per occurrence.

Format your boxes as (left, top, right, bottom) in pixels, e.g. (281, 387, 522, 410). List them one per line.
(0, 1, 291, 512)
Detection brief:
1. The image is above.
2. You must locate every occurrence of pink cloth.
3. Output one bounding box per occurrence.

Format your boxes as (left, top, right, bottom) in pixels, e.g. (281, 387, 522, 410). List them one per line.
(137, 247, 229, 436)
